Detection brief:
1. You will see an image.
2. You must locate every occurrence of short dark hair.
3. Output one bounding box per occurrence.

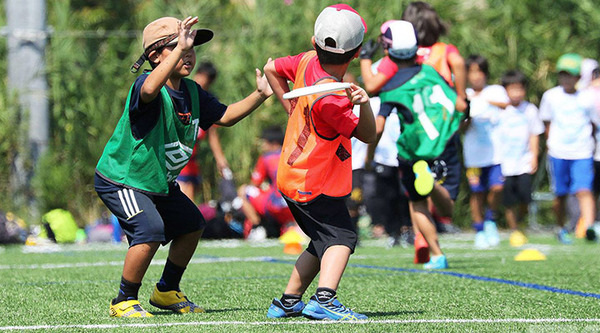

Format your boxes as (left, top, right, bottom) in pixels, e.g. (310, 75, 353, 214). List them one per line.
(389, 55, 417, 66)
(261, 126, 285, 145)
(592, 67, 600, 80)
(401, 1, 447, 47)
(501, 70, 528, 88)
(315, 41, 361, 65)
(466, 54, 489, 77)
(195, 62, 218, 82)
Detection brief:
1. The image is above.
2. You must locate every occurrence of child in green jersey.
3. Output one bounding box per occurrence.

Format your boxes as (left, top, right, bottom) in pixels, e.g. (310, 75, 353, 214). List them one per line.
(95, 16, 272, 317)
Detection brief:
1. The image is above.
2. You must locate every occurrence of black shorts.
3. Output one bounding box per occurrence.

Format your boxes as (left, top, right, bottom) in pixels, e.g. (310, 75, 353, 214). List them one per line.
(503, 174, 532, 207)
(284, 196, 357, 259)
(363, 163, 410, 234)
(593, 161, 600, 195)
(433, 134, 462, 201)
(96, 179, 206, 247)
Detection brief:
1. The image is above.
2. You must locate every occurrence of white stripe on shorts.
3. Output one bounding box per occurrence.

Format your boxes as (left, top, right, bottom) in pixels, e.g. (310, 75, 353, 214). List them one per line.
(117, 190, 133, 218)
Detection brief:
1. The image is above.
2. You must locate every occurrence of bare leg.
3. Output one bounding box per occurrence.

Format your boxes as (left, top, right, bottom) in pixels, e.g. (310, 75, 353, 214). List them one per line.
(488, 185, 503, 213)
(284, 250, 320, 295)
(317, 245, 351, 290)
(410, 200, 442, 256)
(122, 242, 160, 283)
(505, 206, 518, 230)
(576, 190, 595, 229)
(430, 184, 454, 217)
(470, 192, 485, 222)
(168, 230, 203, 267)
(554, 195, 567, 228)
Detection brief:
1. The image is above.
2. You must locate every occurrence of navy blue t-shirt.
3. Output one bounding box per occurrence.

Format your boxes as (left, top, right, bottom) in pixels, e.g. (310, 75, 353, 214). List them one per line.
(129, 74, 227, 140)
(95, 74, 227, 193)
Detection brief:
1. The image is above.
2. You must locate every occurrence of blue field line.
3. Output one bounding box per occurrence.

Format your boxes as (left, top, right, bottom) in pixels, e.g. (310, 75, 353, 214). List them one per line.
(263, 258, 600, 299)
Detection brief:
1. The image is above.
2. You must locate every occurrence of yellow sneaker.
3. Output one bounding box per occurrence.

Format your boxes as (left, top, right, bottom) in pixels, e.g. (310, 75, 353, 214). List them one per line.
(109, 299, 153, 318)
(413, 160, 434, 196)
(149, 286, 205, 313)
(509, 230, 528, 247)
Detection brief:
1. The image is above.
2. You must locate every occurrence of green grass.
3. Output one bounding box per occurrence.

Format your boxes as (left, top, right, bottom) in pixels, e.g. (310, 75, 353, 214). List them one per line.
(1, 233, 600, 332)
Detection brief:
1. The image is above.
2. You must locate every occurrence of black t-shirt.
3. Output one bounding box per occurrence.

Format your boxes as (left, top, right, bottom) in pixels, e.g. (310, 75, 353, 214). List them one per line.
(128, 74, 227, 140)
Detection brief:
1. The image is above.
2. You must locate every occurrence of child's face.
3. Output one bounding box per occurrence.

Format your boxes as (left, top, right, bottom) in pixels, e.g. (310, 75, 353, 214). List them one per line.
(558, 72, 579, 92)
(467, 63, 486, 91)
(505, 83, 526, 106)
(158, 45, 196, 78)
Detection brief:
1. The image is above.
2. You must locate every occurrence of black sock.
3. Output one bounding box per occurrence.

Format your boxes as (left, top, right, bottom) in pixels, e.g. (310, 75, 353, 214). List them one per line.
(315, 287, 336, 303)
(156, 259, 186, 292)
(280, 293, 302, 307)
(115, 276, 141, 303)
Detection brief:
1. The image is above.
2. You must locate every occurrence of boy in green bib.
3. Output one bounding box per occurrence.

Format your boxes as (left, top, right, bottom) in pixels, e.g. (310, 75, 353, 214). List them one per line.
(95, 16, 272, 317)
(370, 21, 467, 269)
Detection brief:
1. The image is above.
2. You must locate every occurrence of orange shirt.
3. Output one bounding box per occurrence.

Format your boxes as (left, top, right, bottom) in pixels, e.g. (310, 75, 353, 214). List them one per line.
(274, 51, 356, 203)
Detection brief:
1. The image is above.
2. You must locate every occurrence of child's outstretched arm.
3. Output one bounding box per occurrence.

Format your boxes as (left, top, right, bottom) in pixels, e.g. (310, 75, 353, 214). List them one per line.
(348, 83, 376, 143)
(360, 59, 390, 94)
(215, 64, 273, 127)
(141, 16, 198, 103)
(263, 59, 292, 114)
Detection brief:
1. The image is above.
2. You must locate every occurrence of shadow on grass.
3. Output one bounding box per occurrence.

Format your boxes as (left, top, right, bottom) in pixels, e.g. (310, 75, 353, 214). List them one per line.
(362, 310, 424, 317)
(150, 308, 260, 316)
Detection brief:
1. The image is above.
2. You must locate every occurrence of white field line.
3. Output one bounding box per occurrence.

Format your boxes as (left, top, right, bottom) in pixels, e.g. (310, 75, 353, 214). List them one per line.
(0, 256, 275, 270)
(1, 318, 600, 331)
(0, 245, 577, 271)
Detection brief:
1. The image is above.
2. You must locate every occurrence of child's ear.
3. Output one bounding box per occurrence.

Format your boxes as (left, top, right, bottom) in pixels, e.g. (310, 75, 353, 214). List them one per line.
(311, 36, 316, 50)
(148, 50, 160, 64)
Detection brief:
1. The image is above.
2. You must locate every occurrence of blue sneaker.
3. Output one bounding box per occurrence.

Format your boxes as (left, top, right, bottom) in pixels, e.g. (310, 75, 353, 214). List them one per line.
(423, 254, 448, 269)
(302, 296, 367, 321)
(557, 228, 573, 245)
(267, 298, 305, 318)
(483, 220, 500, 247)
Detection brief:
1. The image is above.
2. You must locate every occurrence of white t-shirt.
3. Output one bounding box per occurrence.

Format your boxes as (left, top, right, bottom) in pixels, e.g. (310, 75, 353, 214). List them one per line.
(588, 86, 600, 161)
(351, 97, 400, 169)
(463, 85, 509, 167)
(539, 86, 595, 160)
(497, 102, 545, 176)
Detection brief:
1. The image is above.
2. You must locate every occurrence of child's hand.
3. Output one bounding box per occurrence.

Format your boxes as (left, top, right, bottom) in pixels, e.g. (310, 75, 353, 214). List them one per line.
(256, 58, 274, 98)
(177, 16, 199, 51)
(345, 83, 369, 105)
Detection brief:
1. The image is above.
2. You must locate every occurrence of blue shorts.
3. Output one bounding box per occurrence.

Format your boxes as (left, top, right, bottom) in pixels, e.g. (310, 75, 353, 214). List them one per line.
(548, 157, 593, 196)
(96, 179, 206, 247)
(466, 164, 504, 193)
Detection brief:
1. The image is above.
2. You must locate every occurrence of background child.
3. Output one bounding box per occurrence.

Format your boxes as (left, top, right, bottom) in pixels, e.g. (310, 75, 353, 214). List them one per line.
(177, 62, 230, 202)
(238, 126, 294, 240)
(374, 20, 466, 269)
(264, 4, 375, 321)
(497, 70, 544, 247)
(539, 53, 597, 243)
(463, 54, 509, 248)
(95, 16, 272, 317)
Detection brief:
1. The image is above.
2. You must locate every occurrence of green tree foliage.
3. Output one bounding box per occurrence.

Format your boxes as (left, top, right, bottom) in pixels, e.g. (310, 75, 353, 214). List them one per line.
(1, 0, 599, 226)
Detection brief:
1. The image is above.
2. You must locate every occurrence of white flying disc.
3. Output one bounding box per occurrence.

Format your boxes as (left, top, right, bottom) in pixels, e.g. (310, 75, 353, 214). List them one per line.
(283, 82, 351, 99)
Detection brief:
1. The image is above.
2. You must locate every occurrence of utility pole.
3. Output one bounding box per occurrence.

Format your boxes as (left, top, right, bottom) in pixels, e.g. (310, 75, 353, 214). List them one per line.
(6, 0, 48, 218)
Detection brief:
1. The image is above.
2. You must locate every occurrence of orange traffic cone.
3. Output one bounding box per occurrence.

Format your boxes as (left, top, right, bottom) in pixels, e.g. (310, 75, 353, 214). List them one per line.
(279, 228, 306, 255)
(414, 232, 430, 264)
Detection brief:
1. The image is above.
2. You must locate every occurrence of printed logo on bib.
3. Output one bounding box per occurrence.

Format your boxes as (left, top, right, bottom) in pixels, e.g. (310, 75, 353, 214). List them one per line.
(164, 141, 194, 182)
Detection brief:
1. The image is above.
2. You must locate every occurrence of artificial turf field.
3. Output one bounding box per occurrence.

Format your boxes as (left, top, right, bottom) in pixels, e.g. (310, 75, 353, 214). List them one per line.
(0, 233, 599, 332)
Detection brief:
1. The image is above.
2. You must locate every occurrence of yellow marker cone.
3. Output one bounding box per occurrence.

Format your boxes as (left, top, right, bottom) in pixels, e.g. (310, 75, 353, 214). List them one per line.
(279, 228, 306, 255)
(515, 248, 547, 261)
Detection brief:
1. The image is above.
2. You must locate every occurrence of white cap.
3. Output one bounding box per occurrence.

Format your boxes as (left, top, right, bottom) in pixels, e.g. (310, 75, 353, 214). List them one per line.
(579, 58, 599, 89)
(314, 4, 366, 54)
(382, 20, 418, 60)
